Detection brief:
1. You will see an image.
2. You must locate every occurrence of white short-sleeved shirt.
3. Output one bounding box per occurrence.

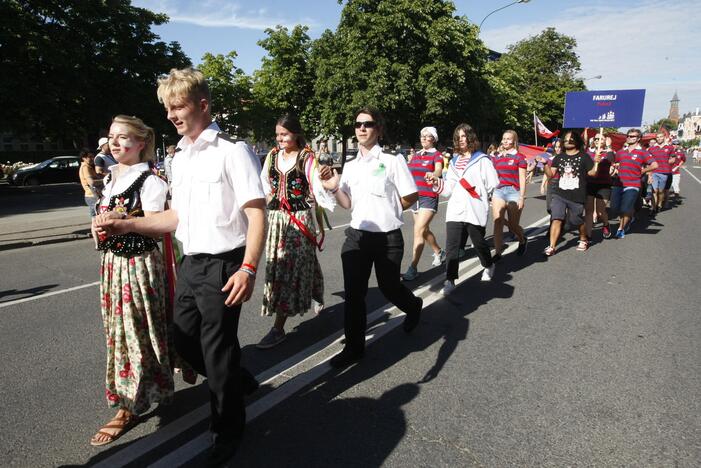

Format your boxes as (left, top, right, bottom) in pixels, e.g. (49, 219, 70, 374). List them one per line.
(171, 122, 265, 255)
(339, 144, 417, 232)
(98, 162, 167, 212)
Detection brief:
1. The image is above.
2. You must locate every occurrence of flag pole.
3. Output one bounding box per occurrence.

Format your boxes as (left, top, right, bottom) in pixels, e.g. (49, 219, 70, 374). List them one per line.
(533, 111, 538, 147)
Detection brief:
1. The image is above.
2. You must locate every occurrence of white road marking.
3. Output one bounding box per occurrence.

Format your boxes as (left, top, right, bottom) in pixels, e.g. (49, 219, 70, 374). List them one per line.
(97, 214, 551, 468)
(683, 167, 701, 185)
(0, 281, 99, 309)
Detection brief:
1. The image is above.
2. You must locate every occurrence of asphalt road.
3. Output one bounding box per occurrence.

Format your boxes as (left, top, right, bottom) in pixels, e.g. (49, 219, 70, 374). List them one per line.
(1, 168, 700, 467)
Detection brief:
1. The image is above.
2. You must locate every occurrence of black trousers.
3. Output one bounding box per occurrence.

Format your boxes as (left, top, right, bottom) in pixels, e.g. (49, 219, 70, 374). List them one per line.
(445, 221, 492, 281)
(173, 247, 248, 444)
(341, 228, 421, 353)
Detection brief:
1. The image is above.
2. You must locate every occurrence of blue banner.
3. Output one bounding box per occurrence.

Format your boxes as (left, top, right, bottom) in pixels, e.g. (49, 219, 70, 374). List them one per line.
(563, 89, 646, 128)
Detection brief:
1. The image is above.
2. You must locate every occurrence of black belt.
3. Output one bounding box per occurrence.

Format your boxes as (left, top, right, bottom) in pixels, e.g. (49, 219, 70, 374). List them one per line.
(189, 246, 245, 261)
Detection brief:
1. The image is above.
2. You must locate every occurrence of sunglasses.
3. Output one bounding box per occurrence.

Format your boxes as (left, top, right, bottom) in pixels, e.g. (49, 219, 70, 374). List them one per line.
(354, 121, 376, 129)
(626, 134, 640, 138)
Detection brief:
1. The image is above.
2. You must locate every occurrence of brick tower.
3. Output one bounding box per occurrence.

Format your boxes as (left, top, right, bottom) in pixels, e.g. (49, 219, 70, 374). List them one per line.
(668, 91, 680, 124)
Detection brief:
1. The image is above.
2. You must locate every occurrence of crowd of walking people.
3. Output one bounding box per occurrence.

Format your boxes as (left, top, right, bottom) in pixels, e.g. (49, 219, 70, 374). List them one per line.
(85, 66, 690, 465)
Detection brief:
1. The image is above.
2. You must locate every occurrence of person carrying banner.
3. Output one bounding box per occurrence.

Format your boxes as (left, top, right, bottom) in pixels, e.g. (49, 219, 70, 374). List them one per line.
(538, 130, 598, 255)
(426, 123, 499, 294)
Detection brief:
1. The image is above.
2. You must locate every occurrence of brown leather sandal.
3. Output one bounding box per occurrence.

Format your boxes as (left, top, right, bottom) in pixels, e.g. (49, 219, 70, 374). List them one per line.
(90, 413, 139, 447)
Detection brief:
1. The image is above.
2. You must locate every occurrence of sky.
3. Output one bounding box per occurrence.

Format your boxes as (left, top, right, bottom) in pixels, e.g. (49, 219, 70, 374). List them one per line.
(133, 0, 701, 127)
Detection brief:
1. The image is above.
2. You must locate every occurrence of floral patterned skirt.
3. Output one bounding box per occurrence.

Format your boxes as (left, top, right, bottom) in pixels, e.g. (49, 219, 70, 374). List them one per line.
(99, 248, 174, 414)
(261, 209, 323, 317)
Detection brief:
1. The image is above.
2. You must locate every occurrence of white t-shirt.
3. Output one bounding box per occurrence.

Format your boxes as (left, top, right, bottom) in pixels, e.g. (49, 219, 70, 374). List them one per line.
(99, 162, 167, 212)
(171, 122, 265, 255)
(339, 144, 417, 232)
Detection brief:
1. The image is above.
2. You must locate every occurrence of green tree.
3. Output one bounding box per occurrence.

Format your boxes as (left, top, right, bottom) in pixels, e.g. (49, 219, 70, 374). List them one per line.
(251, 25, 315, 142)
(488, 27, 585, 142)
(199, 51, 255, 137)
(0, 0, 190, 147)
(311, 0, 492, 158)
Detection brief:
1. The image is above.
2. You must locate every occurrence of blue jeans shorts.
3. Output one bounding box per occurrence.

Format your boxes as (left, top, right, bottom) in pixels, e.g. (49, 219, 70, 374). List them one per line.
(651, 173, 669, 191)
(610, 186, 639, 215)
(411, 195, 439, 213)
(493, 185, 521, 204)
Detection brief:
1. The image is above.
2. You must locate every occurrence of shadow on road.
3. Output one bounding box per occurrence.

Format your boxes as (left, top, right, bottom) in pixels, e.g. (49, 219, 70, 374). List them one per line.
(0, 284, 59, 302)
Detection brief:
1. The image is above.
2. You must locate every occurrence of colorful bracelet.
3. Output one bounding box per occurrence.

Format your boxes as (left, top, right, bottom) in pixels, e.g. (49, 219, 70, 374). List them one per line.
(241, 262, 257, 273)
(239, 266, 256, 277)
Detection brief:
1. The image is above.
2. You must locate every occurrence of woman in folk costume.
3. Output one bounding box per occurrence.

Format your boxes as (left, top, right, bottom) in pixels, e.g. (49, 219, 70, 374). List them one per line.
(426, 123, 499, 295)
(256, 114, 335, 349)
(90, 115, 173, 446)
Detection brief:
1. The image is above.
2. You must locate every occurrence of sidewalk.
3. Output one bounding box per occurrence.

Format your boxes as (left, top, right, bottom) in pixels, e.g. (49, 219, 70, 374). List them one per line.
(0, 206, 92, 251)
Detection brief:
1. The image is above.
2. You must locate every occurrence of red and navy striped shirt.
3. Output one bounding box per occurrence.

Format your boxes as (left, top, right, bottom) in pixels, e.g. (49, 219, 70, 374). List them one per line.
(408, 149, 443, 198)
(615, 148, 654, 188)
(491, 150, 526, 189)
(672, 149, 686, 174)
(648, 145, 674, 173)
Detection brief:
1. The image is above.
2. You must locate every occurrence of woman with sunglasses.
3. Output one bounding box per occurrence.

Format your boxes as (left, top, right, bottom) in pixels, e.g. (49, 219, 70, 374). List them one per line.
(402, 126, 445, 281)
(318, 107, 423, 368)
(584, 134, 615, 240)
(256, 114, 335, 349)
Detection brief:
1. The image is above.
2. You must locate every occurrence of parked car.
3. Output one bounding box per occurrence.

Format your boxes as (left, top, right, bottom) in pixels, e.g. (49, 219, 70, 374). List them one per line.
(9, 156, 80, 186)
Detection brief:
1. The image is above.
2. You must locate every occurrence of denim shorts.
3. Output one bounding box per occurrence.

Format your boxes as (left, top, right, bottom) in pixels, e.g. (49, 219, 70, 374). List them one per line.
(610, 186, 639, 215)
(411, 195, 439, 213)
(493, 185, 521, 204)
(651, 173, 669, 190)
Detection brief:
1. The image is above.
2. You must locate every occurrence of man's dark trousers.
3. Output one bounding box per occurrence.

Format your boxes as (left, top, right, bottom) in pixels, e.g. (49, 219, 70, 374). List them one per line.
(173, 247, 246, 444)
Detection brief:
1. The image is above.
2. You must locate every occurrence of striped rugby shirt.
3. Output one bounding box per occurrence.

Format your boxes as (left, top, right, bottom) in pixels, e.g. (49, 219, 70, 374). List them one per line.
(408, 148, 443, 198)
(615, 147, 654, 188)
(648, 145, 674, 173)
(491, 150, 527, 189)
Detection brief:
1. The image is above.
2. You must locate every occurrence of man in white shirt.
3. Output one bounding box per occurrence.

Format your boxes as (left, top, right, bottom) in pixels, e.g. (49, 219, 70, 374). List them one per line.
(95, 68, 266, 466)
(320, 107, 423, 369)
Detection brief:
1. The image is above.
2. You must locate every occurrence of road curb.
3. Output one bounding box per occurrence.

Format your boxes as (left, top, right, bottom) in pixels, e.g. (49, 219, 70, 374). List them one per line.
(0, 232, 92, 252)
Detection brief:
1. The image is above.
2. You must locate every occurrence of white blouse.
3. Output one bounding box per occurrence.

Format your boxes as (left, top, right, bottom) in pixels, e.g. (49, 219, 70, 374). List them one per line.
(99, 162, 167, 212)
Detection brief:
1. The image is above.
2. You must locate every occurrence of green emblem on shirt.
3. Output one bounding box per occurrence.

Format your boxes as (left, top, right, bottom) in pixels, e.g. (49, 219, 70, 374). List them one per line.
(373, 162, 386, 177)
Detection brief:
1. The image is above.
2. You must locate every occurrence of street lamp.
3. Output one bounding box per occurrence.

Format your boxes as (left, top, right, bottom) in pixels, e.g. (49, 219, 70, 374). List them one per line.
(582, 75, 603, 81)
(478, 0, 531, 31)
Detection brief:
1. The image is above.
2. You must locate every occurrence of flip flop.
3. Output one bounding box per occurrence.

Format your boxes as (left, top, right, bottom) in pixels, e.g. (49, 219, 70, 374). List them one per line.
(90, 413, 139, 447)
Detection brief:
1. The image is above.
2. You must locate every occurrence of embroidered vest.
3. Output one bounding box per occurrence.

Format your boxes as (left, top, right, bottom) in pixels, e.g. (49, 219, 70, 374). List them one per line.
(98, 171, 159, 256)
(266, 149, 312, 212)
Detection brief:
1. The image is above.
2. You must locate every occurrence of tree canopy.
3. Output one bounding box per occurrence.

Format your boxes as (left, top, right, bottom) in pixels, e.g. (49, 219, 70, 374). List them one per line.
(488, 27, 585, 140)
(0, 0, 190, 147)
(311, 0, 492, 148)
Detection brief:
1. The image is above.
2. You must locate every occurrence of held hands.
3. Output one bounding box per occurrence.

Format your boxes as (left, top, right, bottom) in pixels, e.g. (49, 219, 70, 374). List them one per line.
(424, 172, 438, 186)
(92, 212, 128, 238)
(319, 166, 341, 192)
(222, 270, 254, 307)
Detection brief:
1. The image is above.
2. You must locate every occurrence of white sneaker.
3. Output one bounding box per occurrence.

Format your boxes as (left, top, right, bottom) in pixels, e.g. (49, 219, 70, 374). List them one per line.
(442, 280, 455, 296)
(481, 264, 495, 281)
(312, 299, 324, 314)
(431, 249, 446, 267)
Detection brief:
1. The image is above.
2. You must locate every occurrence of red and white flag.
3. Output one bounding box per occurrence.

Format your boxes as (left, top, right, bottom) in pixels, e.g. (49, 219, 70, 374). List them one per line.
(534, 114, 560, 139)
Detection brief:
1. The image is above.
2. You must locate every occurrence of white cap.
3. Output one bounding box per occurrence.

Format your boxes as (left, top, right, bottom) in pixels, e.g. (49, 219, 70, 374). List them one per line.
(421, 126, 438, 142)
(97, 137, 109, 150)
